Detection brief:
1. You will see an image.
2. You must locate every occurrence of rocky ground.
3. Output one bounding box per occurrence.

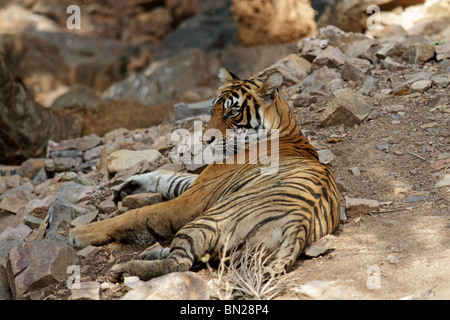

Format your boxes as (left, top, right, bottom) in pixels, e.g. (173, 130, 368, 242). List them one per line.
(0, 0, 449, 300)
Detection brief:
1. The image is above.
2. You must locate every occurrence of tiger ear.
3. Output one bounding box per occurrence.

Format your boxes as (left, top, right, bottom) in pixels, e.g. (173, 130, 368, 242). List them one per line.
(258, 72, 283, 101)
(218, 67, 240, 88)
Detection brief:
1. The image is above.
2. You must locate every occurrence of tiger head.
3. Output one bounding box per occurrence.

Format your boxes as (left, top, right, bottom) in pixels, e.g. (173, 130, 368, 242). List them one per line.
(203, 67, 289, 147)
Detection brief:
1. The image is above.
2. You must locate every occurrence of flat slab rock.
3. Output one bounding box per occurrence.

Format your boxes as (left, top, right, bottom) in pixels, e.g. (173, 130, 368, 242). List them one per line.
(121, 271, 210, 300)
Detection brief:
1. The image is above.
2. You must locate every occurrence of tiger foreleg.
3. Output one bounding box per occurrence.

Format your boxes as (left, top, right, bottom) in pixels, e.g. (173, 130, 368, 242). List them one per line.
(113, 170, 198, 201)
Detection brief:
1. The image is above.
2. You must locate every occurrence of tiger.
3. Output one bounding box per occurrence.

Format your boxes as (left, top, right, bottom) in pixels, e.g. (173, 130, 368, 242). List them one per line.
(69, 67, 340, 282)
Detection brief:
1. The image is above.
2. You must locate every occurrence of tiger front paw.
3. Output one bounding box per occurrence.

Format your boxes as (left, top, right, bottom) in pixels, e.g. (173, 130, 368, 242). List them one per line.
(112, 175, 147, 202)
(69, 221, 114, 248)
(108, 260, 165, 282)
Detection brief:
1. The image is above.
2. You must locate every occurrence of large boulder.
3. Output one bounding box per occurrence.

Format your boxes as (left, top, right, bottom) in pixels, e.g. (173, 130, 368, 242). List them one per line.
(0, 56, 82, 165)
(6, 239, 79, 299)
(232, 0, 317, 46)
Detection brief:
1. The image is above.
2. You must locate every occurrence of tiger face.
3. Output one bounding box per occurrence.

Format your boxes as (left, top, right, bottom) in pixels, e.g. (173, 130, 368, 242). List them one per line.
(203, 68, 283, 159)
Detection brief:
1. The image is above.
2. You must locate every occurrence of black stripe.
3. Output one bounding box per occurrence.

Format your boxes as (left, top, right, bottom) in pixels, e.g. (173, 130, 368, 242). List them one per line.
(145, 218, 166, 242)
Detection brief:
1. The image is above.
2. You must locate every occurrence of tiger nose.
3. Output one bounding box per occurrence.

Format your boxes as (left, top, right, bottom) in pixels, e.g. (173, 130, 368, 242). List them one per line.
(204, 136, 215, 144)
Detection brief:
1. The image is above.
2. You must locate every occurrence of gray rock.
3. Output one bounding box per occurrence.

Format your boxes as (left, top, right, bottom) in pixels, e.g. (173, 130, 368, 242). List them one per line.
(70, 210, 98, 227)
(23, 214, 44, 230)
(312, 46, 346, 70)
(431, 75, 450, 88)
(122, 193, 163, 209)
(76, 245, 101, 259)
(384, 105, 405, 113)
(0, 265, 12, 300)
(376, 36, 436, 65)
(51, 84, 103, 110)
(380, 56, 406, 71)
(377, 144, 390, 151)
(319, 88, 371, 127)
(45, 157, 84, 173)
(341, 58, 372, 81)
(301, 66, 341, 94)
(6, 239, 78, 299)
(46, 182, 88, 242)
(345, 197, 379, 218)
(105, 149, 162, 174)
(173, 99, 213, 121)
(405, 196, 427, 203)
(434, 174, 450, 188)
(358, 76, 379, 96)
(411, 79, 432, 92)
(257, 53, 311, 86)
(49, 136, 102, 153)
(0, 225, 32, 266)
(317, 149, 336, 165)
(97, 199, 117, 215)
(103, 48, 212, 106)
(304, 235, 336, 258)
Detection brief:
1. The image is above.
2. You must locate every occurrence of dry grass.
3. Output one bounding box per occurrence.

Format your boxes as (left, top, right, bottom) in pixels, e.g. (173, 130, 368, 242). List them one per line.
(205, 235, 303, 300)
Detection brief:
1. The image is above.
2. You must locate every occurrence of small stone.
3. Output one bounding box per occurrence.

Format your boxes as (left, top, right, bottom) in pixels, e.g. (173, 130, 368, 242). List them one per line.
(345, 197, 379, 217)
(386, 254, 400, 265)
(122, 193, 163, 209)
(20, 159, 46, 180)
(349, 167, 361, 176)
(319, 88, 371, 127)
(380, 56, 405, 71)
(410, 79, 432, 92)
(405, 196, 427, 203)
(70, 281, 100, 300)
(23, 215, 44, 230)
(434, 174, 450, 188)
(48, 135, 102, 152)
(341, 58, 371, 81)
(358, 76, 379, 96)
(317, 149, 336, 165)
(97, 199, 117, 214)
(385, 105, 405, 113)
(377, 144, 390, 151)
(70, 211, 98, 227)
(312, 46, 346, 70)
(431, 75, 449, 88)
(23, 196, 55, 220)
(123, 276, 145, 291)
(77, 245, 101, 259)
(304, 235, 336, 258)
(339, 206, 347, 223)
(0, 196, 29, 215)
(298, 280, 334, 299)
(0, 175, 21, 189)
